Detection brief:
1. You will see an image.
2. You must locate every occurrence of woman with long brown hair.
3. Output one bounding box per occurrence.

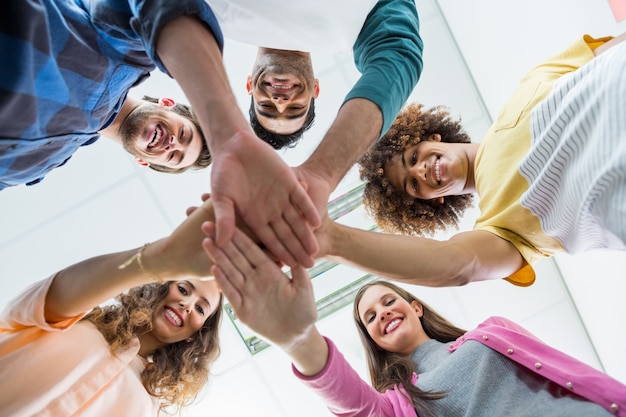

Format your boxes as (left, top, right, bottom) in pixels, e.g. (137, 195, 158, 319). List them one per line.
(1, 198, 222, 416)
(204, 224, 626, 417)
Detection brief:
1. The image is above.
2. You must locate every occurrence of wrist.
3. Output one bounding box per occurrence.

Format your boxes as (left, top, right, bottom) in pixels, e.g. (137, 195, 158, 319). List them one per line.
(282, 326, 329, 377)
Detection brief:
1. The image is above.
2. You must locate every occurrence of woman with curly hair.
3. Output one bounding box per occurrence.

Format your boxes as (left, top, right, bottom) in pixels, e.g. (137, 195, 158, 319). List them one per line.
(0, 198, 223, 416)
(203, 225, 626, 417)
(358, 103, 474, 236)
(313, 33, 626, 289)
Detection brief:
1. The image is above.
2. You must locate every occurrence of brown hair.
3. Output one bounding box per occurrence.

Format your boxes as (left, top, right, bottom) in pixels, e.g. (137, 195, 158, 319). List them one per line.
(359, 104, 474, 236)
(353, 280, 466, 417)
(83, 282, 223, 411)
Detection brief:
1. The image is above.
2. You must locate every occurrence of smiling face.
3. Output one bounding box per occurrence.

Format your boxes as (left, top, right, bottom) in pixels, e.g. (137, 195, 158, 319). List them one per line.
(119, 100, 204, 170)
(385, 133, 472, 201)
(357, 284, 430, 355)
(149, 280, 222, 346)
(247, 48, 319, 134)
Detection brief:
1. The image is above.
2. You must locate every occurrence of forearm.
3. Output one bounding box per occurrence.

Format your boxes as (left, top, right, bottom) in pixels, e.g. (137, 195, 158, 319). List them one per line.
(156, 15, 252, 154)
(45, 200, 220, 322)
(302, 99, 381, 191)
(45, 245, 164, 322)
(327, 224, 523, 287)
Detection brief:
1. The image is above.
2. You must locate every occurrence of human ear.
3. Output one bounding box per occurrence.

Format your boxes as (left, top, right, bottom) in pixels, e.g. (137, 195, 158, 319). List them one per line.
(427, 133, 442, 142)
(313, 79, 320, 99)
(158, 97, 176, 108)
(134, 157, 150, 167)
(246, 75, 253, 95)
(411, 300, 424, 317)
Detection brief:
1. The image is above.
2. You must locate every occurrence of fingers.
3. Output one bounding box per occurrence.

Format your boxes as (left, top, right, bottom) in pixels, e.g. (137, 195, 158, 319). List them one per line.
(211, 197, 236, 247)
(203, 226, 246, 310)
(291, 182, 321, 229)
(283, 203, 319, 259)
(246, 201, 317, 268)
(186, 193, 212, 217)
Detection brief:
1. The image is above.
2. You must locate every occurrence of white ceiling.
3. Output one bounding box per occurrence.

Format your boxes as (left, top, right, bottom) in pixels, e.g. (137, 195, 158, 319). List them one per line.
(0, 0, 624, 415)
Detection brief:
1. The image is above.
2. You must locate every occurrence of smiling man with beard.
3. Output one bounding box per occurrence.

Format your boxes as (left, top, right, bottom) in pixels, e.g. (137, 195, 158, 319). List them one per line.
(245, 49, 318, 149)
(214, 0, 424, 150)
(100, 95, 212, 174)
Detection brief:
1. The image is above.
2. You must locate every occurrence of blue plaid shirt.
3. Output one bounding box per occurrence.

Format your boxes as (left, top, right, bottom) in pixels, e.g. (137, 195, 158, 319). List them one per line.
(0, 0, 223, 190)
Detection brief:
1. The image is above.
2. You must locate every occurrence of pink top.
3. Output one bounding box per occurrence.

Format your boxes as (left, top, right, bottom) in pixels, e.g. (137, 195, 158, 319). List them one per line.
(294, 317, 626, 417)
(0, 276, 161, 417)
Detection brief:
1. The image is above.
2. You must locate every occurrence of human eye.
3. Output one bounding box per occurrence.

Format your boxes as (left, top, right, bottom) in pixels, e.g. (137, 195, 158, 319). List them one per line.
(177, 284, 188, 296)
(411, 152, 417, 165)
(385, 297, 396, 306)
(195, 304, 205, 315)
(366, 312, 376, 324)
(412, 178, 418, 191)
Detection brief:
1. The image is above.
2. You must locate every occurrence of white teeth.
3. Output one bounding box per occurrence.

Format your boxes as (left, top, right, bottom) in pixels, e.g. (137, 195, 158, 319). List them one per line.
(435, 159, 441, 182)
(271, 84, 292, 89)
(165, 308, 182, 326)
(385, 318, 401, 334)
(148, 126, 162, 149)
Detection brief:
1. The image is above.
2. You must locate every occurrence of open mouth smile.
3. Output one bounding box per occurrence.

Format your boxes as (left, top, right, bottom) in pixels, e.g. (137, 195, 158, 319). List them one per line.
(164, 306, 183, 327)
(385, 318, 402, 334)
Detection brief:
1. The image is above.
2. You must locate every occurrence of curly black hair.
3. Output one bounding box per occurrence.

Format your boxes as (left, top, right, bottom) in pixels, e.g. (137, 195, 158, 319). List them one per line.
(359, 104, 474, 236)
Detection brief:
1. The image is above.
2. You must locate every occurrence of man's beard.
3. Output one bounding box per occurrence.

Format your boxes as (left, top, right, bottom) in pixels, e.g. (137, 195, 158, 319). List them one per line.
(119, 105, 168, 156)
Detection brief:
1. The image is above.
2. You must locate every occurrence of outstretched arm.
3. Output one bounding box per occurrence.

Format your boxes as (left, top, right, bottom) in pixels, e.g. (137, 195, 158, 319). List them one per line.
(156, 15, 319, 268)
(202, 222, 328, 376)
(44, 199, 218, 322)
(295, 0, 423, 216)
(317, 218, 526, 287)
(203, 222, 416, 417)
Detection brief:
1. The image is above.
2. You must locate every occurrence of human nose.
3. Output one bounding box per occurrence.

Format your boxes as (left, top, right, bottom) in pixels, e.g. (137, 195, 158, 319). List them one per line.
(179, 300, 191, 313)
(164, 134, 180, 151)
(379, 310, 392, 322)
(412, 161, 427, 181)
(271, 95, 291, 112)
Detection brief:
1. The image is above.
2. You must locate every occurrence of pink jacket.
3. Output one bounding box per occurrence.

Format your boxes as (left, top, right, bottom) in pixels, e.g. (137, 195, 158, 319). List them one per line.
(294, 317, 625, 417)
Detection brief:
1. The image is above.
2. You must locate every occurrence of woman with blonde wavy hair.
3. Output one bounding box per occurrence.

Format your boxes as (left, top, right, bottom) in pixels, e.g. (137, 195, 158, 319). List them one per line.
(0, 198, 223, 416)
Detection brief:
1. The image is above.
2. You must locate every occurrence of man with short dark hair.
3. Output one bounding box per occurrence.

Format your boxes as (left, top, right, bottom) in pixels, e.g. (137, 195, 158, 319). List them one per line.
(215, 0, 424, 150)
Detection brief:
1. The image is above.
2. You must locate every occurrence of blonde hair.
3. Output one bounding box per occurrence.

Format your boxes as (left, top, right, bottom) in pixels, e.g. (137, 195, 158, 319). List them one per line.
(83, 282, 223, 411)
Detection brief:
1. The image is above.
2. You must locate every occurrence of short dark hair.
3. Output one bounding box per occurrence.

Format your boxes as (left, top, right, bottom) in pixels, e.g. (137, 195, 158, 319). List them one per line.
(141, 96, 211, 174)
(248, 96, 315, 149)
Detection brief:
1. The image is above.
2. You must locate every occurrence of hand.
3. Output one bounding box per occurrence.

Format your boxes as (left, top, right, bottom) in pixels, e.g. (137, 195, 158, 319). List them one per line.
(209, 133, 320, 267)
(148, 198, 218, 280)
(202, 222, 318, 350)
(313, 212, 335, 259)
(293, 164, 333, 223)
(185, 193, 211, 216)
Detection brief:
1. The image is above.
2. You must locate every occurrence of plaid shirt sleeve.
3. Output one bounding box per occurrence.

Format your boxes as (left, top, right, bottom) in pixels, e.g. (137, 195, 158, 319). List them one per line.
(0, 0, 223, 190)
